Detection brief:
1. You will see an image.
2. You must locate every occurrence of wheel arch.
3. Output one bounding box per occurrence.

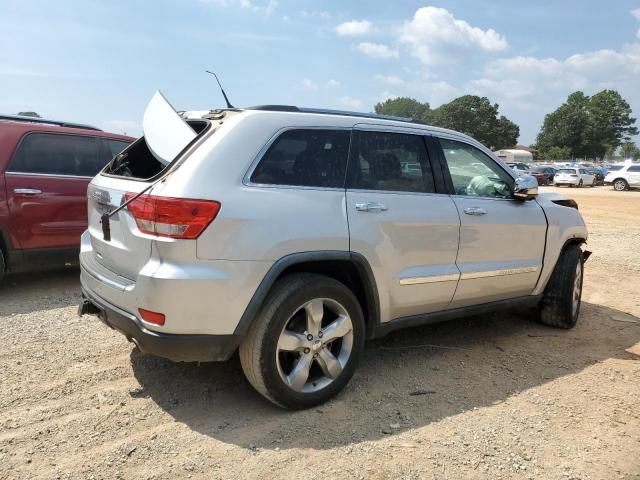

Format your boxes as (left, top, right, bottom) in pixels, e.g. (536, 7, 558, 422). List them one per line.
(234, 251, 380, 339)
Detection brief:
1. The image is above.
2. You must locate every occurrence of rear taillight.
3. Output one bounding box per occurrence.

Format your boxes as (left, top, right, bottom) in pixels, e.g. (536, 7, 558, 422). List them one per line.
(124, 193, 220, 239)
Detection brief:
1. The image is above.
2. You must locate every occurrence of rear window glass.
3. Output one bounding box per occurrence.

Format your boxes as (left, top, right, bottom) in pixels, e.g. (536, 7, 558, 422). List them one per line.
(251, 129, 350, 188)
(9, 133, 102, 177)
(557, 168, 576, 174)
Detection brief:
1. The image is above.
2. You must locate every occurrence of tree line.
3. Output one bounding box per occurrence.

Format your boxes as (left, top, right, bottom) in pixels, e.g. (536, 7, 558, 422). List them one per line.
(375, 90, 639, 161)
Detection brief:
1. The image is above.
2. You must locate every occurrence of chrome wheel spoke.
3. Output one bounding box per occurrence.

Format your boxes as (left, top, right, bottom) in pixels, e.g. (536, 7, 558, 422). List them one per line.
(322, 314, 351, 343)
(316, 348, 343, 379)
(304, 299, 324, 337)
(278, 330, 308, 352)
(287, 354, 313, 391)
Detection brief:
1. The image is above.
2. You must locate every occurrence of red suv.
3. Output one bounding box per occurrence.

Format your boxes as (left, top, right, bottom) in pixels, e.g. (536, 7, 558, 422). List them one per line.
(0, 115, 134, 282)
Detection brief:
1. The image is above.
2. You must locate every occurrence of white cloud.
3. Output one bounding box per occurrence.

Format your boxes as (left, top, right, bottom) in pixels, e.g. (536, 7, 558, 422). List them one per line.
(354, 42, 399, 59)
(398, 6, 508, 64)
(199, 0, 277, 14)
(373, 74, 406, 86)
(631, 7, 640, 20)
(336, 20, 373, 36)
(338, 96, 364, 110)
(302, 78, 318, 91)
(325, 79, 340, 88)
(467, 43, 640, 143)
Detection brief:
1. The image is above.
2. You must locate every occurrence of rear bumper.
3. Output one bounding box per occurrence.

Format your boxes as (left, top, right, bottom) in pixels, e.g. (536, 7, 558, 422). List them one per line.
(79, 286, 240, 362)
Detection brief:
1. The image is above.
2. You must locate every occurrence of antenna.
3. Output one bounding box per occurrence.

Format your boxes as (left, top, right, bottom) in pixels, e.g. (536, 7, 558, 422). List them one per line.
(205, 70, 234, 109)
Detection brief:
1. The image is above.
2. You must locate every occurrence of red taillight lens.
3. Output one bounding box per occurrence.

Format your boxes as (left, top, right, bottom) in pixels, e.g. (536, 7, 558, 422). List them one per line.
(138, 308, 165, 325)
(124, 193, 220, 239)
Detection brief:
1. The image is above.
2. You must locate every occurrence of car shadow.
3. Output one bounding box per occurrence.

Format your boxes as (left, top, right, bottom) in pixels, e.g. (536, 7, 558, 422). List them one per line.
(0, 268, 80, 315)
(129, 301, 640, 451)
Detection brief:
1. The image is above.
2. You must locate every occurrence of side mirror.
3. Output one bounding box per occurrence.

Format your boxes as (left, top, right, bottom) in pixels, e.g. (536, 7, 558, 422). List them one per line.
(514, 175, 538, 200)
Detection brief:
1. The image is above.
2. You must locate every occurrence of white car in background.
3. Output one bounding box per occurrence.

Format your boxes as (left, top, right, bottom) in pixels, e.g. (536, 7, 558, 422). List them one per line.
(604, 164, 640, 191)
(554, 167, 596, 187)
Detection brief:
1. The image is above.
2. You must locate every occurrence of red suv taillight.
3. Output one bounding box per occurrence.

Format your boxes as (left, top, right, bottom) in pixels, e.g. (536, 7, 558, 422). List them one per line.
(124, 193, 221, 239)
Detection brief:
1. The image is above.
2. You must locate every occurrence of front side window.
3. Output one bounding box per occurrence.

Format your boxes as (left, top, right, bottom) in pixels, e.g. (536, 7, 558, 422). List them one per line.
(250, 129, 350, 188)
(346, 131, 435, 193)
(439, 138, 513, 198)
(9, 133, 101, 177)
(627, 165, 640, 172)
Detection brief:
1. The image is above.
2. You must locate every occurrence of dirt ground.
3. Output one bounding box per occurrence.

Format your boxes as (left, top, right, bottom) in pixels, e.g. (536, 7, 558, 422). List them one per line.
(1, 186, 639, 480)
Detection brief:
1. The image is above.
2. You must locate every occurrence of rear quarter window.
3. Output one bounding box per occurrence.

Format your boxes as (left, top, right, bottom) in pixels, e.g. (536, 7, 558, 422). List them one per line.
(250, 129, 350, 188)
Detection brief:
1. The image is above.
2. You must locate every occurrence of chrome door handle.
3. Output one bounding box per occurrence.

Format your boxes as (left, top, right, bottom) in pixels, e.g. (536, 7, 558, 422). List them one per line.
(14, 188, 42, 195)
(355, 202, 388, 212)
(464, 207, 487, 216)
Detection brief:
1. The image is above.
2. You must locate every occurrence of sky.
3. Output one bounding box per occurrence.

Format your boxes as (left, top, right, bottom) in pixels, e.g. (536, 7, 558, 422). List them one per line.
(1, 0, 640, 145)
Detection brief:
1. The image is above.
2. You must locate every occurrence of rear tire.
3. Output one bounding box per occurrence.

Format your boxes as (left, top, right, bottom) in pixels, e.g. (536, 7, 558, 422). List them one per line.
(613, 179, 628, 191)
(538, 244, 584, 329)
(239, 273, 365, 409)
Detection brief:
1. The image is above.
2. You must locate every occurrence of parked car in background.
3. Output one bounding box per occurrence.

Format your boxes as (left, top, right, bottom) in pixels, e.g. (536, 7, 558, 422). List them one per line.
(0, 114, 134, 282)
(79, 92, 590, 409)
(529, 166, 556, 185)
(507, 162, 530, 173)
(554, 167, 596, 187)
(604, 164, 640, 191)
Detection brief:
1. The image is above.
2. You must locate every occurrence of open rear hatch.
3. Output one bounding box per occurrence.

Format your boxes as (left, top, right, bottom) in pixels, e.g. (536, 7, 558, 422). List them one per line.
(86, 91, 206, 280)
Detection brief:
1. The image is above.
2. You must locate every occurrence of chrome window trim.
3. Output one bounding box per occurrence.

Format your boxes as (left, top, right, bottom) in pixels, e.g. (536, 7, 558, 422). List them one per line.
(4, 171, 94, 180)
(242, 126, 352, 188)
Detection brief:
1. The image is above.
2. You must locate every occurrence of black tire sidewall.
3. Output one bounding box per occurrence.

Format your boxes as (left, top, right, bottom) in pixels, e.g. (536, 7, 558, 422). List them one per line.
(259, 277, 365, 409)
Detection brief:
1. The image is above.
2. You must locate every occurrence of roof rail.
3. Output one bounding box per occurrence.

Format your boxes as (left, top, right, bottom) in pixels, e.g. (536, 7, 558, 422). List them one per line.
(0, 114, 102, 131)
(245, 105, 426, 125)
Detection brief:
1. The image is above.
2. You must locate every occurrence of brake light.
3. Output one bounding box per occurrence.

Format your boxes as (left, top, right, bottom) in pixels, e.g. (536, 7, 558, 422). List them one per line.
(124, 193, 220, 239)
(138, 308, 165, 325)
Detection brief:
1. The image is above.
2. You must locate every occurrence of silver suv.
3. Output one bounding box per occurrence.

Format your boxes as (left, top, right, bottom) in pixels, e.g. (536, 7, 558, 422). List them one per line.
(79, 92, 590, 409)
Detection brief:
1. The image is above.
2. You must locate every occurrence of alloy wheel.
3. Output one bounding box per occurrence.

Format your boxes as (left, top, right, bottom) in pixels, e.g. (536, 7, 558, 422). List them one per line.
(276, 298, 353, 393)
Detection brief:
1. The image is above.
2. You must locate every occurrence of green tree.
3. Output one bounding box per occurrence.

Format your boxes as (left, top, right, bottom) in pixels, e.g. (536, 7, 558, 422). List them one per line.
(536, 90, 638, 159)
(584, 90, 639, 158)
(17, 111, 41, 118)
(539, 146, 572, 160)
(620, 140, 640, 160)
(430, 95, 519, 149)
(536, 91, 589, 158)
(374, 97, 430, 121)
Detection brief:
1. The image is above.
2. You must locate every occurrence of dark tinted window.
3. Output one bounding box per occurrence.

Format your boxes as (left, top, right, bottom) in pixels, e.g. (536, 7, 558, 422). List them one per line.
(106, 139, 131, 158)
(627, 165, 640, 172)
(347, 131, 435, 193)
(9, 133, 102, 176)
(251, 129, 350, 187)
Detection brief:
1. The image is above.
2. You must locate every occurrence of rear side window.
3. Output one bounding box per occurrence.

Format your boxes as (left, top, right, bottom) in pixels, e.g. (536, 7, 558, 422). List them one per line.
(8, 133, 101, 177)
(251, 129, 350, 188)
(346, 131, 435, 193)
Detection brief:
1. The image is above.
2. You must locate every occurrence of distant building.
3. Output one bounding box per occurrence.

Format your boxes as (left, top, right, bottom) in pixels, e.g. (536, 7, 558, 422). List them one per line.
(494, 148, 534, 164)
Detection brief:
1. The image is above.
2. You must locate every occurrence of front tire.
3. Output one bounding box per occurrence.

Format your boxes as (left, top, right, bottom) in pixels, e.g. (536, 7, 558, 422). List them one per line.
(538, 244, 584, 329)
(239, 273, 365, 409)
(613, 179, 628, 191)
